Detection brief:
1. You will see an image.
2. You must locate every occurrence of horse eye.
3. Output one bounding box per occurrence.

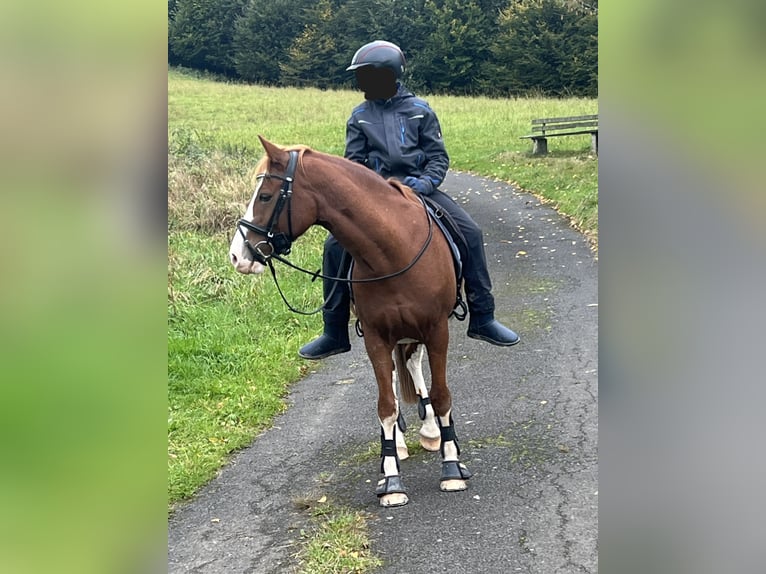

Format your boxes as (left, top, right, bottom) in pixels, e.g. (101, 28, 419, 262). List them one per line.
(259, 194, 273, 202)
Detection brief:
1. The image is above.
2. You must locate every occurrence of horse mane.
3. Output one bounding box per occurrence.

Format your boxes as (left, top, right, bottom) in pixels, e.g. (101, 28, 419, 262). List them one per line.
(299, 147, 416, 201)
(255, 143, 418, 202)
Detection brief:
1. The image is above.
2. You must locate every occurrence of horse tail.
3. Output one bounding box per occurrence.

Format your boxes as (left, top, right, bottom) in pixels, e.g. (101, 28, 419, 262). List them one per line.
(394, 344, 419, 404)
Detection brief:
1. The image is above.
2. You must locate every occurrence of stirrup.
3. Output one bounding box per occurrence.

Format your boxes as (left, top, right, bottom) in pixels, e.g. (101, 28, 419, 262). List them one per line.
(450, 295, 467, 321)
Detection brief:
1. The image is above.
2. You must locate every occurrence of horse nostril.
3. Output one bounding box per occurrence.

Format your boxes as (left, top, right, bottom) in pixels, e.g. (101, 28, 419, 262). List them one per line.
(230, 253, 238, 265)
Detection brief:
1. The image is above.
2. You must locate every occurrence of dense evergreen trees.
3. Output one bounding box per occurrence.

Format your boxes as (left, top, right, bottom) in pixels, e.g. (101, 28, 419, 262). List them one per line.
(169, 0, 248, 76)
(167, 0, 597, 97)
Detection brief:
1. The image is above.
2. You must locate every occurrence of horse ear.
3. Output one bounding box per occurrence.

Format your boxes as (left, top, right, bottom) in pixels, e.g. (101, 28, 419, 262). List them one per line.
(258, 135, 289, 169)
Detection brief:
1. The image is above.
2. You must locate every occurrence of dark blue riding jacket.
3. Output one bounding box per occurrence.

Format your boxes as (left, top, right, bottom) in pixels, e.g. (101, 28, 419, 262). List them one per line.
(344, 84, 450, 195)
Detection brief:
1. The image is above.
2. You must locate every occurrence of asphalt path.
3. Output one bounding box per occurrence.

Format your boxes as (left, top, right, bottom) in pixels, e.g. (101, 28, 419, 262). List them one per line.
(168, 170, 598, 573)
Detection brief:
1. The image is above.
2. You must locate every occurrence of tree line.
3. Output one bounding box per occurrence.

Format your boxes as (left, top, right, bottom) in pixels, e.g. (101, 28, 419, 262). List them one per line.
(168, 0, 597, 97)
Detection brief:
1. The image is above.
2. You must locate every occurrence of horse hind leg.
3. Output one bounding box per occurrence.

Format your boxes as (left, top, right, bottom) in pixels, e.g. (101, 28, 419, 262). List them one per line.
(438, 409, 473, 492)
(390, 371, 409, 461)
(400, 345, 440, 452)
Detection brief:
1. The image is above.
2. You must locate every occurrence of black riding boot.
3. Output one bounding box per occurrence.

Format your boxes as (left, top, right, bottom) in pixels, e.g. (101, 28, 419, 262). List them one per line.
(467, 314, 520, 346)
(298, 236, 352, 360)
(298, 321, 351, 360)
(426, 190, 520, 347)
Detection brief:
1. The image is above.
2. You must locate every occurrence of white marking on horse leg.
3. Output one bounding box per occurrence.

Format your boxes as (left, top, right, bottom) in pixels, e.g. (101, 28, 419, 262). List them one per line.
(379, 413, 399, 475)
(409, 347, 440, 451)
(408, 346, 426, 396)
(391, 372, 409, 460)
(438, 410, 458, 461)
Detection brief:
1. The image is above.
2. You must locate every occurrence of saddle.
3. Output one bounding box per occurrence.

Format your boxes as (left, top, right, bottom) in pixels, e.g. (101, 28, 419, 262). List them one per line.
(420, 195, 465, 290)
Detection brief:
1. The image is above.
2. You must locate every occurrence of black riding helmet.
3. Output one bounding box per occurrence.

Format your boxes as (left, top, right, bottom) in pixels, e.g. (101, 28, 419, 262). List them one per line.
(346, 40, 406, 79)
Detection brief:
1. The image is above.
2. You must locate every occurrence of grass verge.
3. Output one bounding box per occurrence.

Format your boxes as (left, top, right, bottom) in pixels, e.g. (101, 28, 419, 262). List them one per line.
(168, 229, 324, 504)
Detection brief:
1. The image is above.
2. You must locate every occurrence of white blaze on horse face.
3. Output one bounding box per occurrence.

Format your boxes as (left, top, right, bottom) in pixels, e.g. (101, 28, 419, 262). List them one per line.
(229, 178, 266, 274)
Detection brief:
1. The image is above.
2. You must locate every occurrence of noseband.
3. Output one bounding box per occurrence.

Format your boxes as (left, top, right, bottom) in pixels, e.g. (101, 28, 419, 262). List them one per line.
(237, 150, 299, 265)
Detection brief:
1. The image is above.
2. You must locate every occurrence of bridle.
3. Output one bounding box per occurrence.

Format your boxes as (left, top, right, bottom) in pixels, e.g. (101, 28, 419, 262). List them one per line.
(236, 150, 299, 265)
(235, 150, 436, 314)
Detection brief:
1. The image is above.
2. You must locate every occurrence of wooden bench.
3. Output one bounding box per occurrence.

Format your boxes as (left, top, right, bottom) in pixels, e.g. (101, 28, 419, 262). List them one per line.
(520, 114, 598, 155)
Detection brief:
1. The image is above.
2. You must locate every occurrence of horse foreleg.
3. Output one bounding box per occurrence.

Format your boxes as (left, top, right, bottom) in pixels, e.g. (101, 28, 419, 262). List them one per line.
(437, 409, 473, 492)
(368, 342, 409, 507)
(407, 346, 440, 452)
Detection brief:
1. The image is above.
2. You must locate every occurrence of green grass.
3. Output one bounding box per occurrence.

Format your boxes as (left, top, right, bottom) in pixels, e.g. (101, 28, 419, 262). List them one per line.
(168, 65, 596, 501)
(296, 502, 382, 574)
(168, 229, 325, 503)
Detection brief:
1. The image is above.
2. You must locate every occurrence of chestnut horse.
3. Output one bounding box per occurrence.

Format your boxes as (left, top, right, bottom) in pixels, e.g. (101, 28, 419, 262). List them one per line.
(229, 137, 471, 507)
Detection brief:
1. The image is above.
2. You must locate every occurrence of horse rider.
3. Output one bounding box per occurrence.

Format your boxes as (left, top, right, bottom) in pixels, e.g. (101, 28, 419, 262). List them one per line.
(299, 40, 520, 360)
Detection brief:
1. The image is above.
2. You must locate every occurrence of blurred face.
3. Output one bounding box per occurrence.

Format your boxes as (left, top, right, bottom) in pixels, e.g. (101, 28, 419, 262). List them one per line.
(355, 66, 397, 100)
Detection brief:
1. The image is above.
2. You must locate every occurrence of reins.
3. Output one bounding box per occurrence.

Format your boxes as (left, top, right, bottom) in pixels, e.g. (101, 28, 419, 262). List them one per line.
(271, 195, 434, 283)
(263, 196, 435, 315)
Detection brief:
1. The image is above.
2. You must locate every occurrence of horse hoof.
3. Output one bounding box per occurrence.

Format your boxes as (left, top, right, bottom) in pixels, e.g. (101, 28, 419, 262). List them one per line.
(440, 479, 468, 492)
(379, 492, 409, 507)
(397, 446, 409, 460)
(419, 435, 441, 452)
(440, 460, 472, 492)
(376, 475, 407, 506)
